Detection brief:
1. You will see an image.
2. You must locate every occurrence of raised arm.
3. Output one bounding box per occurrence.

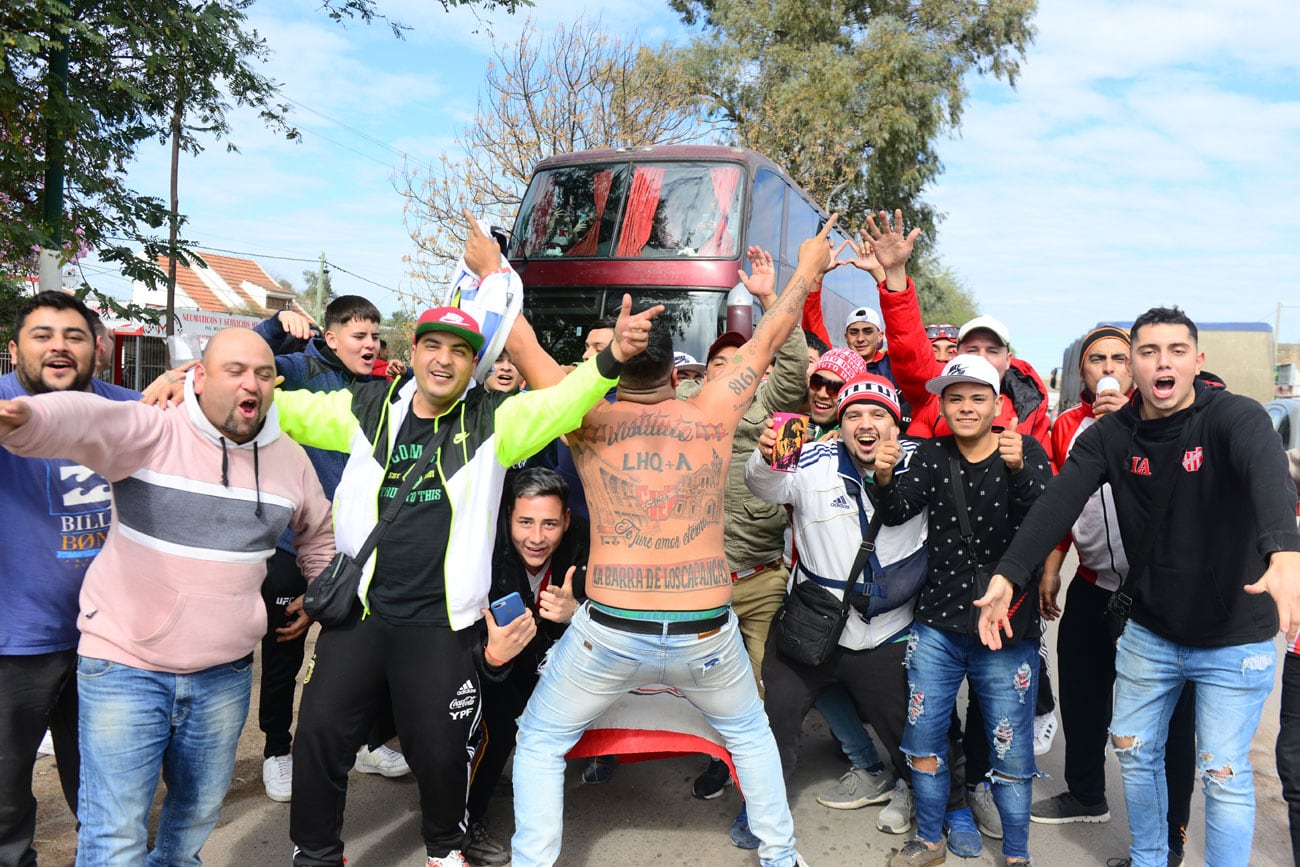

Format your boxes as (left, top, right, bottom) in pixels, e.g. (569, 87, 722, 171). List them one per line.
(0, 391, 161, 480)
(696, 216, 837, 423)
(744, 247, 809, 414)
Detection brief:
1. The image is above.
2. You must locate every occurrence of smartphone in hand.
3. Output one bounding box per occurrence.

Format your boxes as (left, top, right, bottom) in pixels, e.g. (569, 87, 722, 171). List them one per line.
(490, 591, 527, 626)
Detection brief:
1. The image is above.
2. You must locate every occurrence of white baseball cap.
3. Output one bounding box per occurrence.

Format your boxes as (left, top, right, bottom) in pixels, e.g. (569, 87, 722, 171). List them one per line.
(673, 351, 705, 375)
(957, 314, 1010, 347)
(845, 306, 883, 332)
(925, 353, 1002, 396)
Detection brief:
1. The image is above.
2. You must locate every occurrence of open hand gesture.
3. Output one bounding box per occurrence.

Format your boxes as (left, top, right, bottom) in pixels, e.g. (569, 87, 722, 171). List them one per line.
(975, 574, 1017, 650)
(845, 234, 886, 282)
(738, 247, 776, 301)
(862, 209, 919, 273)
(611, 294, 666, 362)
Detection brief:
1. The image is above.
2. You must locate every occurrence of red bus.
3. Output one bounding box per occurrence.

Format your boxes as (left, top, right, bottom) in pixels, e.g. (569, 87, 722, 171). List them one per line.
(506, 145, 875, 364)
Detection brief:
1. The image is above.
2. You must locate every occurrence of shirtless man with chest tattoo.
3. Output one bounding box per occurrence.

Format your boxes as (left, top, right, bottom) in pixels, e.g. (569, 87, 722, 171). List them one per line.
(507, 218, 839, 867)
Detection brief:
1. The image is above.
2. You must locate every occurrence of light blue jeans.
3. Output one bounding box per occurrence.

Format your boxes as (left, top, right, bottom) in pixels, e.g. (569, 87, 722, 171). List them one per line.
(815, 684, 883, 769)
(1112, 621, 1276, 867)
(901, 623, 1038, 860)
(75, 655, 253, 867)
(511, 605, 797, 867)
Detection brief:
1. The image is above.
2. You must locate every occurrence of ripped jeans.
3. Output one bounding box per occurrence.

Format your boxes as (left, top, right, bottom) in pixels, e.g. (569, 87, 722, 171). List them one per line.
(901, 623, 1038, 860)
(1112, 621, 1276, 867)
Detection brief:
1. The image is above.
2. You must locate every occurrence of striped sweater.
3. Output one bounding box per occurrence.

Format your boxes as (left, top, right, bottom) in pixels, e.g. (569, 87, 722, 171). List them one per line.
(1, 375, 335, 672)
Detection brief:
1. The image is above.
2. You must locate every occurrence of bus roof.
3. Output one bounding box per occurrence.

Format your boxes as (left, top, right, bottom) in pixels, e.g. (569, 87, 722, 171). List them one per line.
(533, 145, 790, 177)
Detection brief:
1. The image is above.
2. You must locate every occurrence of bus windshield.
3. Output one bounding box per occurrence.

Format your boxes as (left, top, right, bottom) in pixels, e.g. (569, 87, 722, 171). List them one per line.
(509, 161, 745, 261)
(522, 287, 726, 367)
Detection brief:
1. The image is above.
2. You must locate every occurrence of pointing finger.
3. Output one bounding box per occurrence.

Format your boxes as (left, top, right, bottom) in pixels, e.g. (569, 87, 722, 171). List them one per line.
(462, 208, 485, 237)
(817, 213, 840, 238)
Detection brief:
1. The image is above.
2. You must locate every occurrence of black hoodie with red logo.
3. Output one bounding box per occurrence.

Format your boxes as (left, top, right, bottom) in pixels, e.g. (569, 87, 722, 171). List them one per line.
(998, 378, 1300, 647)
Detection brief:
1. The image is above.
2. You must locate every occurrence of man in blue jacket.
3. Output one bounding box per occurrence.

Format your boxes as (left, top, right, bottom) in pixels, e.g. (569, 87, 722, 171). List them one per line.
(0, 292, 139, 865)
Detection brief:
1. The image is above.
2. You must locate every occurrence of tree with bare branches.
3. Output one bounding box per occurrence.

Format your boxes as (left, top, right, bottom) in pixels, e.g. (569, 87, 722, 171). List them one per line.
(396, 16, 702, 305)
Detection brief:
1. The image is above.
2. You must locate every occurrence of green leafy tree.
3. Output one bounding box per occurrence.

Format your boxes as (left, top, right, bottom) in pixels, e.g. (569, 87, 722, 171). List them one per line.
(912, 252, 977, 325)
(381, 308, 416, 364)
(296, 266, 336, 321)
(667, 0, 1035, 250)
(147, 0, 298, 333)
(1, 0, 527, 324)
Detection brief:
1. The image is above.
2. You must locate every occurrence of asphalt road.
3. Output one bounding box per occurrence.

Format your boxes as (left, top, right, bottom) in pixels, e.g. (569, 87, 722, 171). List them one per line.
(30, 564, 1295, 866)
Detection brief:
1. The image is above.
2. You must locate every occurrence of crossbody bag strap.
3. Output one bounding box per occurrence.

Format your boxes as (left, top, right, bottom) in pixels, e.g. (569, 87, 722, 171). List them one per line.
(846, 482, 887, 604)
(1110, 412, 1199, 617)
(947, 446, 1029, 616)
(946, 449, 981, 564)
(354, 415, 456, 567)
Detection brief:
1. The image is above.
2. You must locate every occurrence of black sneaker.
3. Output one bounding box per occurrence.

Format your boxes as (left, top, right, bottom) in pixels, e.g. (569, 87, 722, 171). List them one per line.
(1030, 791, 1110, 824)
(462, 818, 510, 866)
(692, 758, 732, 799)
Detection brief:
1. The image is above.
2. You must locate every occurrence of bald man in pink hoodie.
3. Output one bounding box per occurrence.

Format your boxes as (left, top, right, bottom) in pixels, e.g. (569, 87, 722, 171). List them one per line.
(0, 328, 335, 867)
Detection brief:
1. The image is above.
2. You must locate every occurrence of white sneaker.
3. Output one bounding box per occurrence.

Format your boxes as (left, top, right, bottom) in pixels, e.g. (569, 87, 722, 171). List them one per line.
(876, 779, 914, 834)
(1033, 711, 1059, 756)
(427, 851, 468, 866)
(36, 731, 55, 757)
(355, 744, 412, 778)
(263, 754, 293, 802)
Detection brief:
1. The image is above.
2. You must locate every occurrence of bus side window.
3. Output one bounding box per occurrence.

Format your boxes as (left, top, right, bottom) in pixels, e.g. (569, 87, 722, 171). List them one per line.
(783, 195, 819, 256)
(748, 170, 785, 259)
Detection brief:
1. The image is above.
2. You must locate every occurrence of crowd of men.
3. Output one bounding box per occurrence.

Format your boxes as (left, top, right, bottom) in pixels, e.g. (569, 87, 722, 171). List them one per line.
(2, 207, 1299, 867)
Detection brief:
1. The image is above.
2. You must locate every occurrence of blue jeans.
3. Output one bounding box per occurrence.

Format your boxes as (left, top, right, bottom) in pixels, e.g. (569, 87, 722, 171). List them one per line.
(815, 684, 883, 769)
(511, 605, 797, 867)
(901, 623, 1038, 860)
(1112, 621, 1275, 867)
(75, 655, 253, 867)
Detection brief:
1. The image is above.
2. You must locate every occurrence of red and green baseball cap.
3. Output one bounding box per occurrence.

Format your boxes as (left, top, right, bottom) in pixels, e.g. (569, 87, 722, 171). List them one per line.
(414, 307, 485, 354)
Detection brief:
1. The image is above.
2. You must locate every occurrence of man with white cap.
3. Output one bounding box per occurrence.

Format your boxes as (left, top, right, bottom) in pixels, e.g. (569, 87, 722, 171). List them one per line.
(673, 351, 706, 383)
(747, 372, 979, 859)
(872, 354, 1052, 867)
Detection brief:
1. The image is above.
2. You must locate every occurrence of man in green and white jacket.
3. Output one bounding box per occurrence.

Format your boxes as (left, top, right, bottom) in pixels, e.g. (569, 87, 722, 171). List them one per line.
(278, 279, 659, 867)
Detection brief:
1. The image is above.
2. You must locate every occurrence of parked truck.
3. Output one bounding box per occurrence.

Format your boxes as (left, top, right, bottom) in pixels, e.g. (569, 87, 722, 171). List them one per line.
(1053, 321, 1274, 414)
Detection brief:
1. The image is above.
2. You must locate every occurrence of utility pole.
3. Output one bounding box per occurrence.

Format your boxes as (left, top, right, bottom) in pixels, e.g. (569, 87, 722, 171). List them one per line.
(315, 251, 327, 318)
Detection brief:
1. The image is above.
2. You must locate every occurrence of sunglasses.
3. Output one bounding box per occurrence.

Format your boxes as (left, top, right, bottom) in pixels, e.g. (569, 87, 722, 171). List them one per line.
(926, 324, 959, 341)
(809, 373, 845, 396)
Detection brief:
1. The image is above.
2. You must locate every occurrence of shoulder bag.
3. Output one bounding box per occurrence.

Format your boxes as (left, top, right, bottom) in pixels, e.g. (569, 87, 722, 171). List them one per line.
(772, 497, 885, 667)
(304, 419, 453, 627)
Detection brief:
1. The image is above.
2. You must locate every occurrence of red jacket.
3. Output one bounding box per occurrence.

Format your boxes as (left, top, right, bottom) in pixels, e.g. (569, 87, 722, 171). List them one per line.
(878, 280, 1054, 467)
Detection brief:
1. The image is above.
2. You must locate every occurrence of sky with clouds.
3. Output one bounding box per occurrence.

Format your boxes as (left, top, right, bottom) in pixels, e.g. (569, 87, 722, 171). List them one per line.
(87, 0, 1300, 377)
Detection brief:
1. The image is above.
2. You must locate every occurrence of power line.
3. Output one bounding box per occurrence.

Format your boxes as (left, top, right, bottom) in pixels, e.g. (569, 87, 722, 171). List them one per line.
(100, 238, 400, 294)
(281, 94, 414, 163)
